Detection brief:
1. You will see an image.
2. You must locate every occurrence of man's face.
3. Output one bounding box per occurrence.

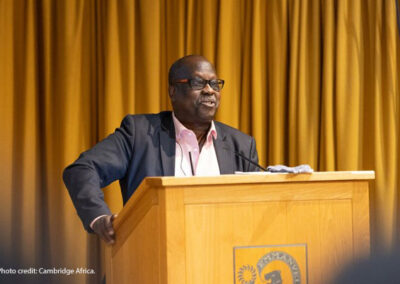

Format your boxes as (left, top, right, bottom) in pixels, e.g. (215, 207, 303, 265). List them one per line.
(169, 59, 221, 126)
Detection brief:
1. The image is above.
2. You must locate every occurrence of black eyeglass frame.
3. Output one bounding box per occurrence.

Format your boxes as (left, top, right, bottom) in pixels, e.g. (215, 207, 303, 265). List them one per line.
(174, 77, 225, 91)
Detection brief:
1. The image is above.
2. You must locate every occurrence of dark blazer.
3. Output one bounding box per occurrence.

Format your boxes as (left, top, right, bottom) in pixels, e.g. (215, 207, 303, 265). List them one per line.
(63, 111, 259, 231)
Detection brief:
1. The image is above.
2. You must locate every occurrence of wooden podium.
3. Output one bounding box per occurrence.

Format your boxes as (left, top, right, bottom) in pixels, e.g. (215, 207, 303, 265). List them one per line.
(106, 171, 374, 284)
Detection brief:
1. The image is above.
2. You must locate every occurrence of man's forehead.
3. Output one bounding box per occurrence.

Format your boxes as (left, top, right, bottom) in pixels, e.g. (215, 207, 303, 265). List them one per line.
(180, 60, 216, 76)
(191, 69, 217, 79)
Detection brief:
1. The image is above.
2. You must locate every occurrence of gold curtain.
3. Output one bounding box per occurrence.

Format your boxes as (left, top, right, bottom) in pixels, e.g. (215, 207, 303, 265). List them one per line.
(0, 0, 399, 283)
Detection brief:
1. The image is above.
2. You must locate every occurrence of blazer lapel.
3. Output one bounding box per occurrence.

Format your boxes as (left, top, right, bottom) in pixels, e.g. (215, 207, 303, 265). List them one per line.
(159, 112, 176, 176)
(213, 123, 235, 174)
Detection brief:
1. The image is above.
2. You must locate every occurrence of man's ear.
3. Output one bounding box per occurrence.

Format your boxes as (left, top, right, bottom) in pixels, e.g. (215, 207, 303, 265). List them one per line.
(168, 85, 176, 102)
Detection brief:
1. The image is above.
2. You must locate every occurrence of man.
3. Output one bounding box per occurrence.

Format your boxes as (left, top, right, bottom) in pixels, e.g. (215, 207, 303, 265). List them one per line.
(63, 55, 260, 245)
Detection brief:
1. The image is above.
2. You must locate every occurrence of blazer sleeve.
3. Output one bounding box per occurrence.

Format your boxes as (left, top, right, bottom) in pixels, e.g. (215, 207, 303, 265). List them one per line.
(63, 115, 135, 232)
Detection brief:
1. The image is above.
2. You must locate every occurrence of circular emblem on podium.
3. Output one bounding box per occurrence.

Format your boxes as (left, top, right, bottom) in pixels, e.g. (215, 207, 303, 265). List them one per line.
(238, 265, 257, 284)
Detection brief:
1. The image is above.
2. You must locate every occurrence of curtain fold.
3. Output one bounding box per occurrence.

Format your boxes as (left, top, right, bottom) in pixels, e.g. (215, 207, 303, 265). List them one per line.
(0, 0, 399, 283)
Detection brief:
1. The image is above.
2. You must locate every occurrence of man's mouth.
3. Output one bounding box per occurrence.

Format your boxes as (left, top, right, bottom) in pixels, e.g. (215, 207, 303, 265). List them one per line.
(200, 101, 216, 107)
(199, 98, 217, 108)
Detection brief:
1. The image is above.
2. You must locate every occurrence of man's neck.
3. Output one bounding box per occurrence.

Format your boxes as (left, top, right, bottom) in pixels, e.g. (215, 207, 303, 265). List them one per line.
(184, 122, 210, 150)
(173, 113, 212, 151)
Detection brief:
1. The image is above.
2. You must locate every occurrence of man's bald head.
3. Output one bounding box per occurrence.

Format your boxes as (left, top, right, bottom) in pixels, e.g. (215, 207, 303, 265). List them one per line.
(168, 55, 216, 85)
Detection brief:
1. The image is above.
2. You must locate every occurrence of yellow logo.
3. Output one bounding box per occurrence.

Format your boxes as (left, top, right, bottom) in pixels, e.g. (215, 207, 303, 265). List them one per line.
(234, 244, 307, 284)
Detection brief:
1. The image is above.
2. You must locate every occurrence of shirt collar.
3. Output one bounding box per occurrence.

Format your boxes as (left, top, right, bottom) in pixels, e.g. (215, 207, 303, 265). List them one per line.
(172, 112, 217, 142)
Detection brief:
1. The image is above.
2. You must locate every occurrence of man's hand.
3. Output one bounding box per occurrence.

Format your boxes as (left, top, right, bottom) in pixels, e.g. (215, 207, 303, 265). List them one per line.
(92, 214, 118, 245)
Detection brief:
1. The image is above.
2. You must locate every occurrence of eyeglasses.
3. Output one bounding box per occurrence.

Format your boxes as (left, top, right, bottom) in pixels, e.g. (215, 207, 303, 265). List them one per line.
(174, 77, 225, 91)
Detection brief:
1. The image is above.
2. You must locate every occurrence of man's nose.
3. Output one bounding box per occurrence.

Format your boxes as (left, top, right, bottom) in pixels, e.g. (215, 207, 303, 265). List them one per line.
(202, 82, 215, 93)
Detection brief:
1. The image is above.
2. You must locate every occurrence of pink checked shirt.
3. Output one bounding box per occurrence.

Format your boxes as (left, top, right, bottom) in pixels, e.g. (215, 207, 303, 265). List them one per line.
(172, 113, 221, 176)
